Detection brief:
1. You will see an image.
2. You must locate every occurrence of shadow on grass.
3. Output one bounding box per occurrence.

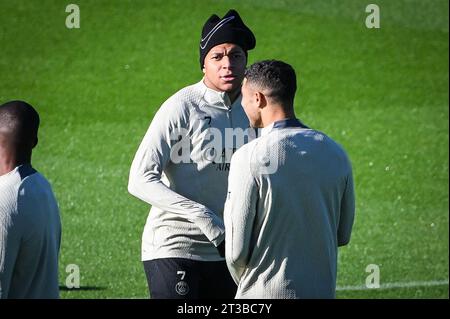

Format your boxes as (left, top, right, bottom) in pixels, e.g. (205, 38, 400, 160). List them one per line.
(59, 286, 107, 291)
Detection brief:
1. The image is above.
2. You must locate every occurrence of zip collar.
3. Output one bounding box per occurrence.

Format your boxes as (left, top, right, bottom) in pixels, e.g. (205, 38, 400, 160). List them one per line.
(199, 79, 242, 110)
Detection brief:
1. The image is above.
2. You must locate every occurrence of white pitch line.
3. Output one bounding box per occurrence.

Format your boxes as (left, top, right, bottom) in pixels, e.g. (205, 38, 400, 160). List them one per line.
(337, 279, 449, 291)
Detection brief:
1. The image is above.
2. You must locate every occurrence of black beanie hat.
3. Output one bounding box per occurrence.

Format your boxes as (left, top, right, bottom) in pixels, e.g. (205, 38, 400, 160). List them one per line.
(199, 9, 256, 69)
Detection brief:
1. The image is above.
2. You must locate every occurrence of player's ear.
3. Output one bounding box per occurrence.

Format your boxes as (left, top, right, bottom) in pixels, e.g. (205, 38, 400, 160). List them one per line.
(255, 91, 267, 109)
(202, 66, 206, 74)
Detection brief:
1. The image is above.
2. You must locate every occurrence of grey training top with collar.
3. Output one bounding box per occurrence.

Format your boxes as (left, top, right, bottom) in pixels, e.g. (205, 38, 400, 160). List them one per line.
(129, 79, 253, 262)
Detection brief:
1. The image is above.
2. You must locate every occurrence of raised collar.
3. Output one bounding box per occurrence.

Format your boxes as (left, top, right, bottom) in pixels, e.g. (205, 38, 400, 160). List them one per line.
(261, 118, 309, 136)
(199, 79, 241, 110)
(272, 118, 308, 129)
(0, 164, 36, 181)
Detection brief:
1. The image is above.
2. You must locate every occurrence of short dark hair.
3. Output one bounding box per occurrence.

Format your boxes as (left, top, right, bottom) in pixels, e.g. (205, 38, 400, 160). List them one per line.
(245, 60, 297, 106)
(0, 100, 40, 148)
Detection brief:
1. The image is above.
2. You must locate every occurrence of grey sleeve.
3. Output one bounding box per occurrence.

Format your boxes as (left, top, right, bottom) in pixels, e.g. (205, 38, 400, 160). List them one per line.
(128, 99, 225, 246)
(338, 169, 355, 247)
(224, 147, 258, 284)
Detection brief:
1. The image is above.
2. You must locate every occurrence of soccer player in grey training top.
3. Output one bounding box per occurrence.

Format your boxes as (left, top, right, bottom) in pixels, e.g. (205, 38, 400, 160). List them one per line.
(128, 10, 256, 299)
(0, 100, 61, 299)
(224, 60, 355, 299)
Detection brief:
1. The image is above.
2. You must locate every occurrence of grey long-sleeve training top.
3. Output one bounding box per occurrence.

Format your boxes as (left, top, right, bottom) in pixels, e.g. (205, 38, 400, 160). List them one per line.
(129, 79, 252, 262)
(0, 165, 61, 299)
(224, 120, 355, 298)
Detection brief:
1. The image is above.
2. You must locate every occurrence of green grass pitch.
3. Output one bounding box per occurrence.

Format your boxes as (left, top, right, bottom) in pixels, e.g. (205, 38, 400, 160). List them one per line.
(0, 0, 448, 298)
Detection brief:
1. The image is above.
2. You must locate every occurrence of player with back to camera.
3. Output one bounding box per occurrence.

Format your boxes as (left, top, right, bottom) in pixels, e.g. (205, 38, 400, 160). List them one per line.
(0, 100, 61, 299)
(224, 60, 355, 298)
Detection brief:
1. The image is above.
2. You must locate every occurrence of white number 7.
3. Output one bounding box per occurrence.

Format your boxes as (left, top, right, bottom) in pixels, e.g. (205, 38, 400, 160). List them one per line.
(177, 271, 186, 280)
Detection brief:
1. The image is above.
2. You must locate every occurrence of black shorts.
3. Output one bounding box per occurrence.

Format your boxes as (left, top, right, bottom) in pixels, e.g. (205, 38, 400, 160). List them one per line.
(143, 258, 237, 299)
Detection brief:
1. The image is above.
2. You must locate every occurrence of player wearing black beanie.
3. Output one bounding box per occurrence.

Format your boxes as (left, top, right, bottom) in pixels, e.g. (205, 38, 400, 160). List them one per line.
(199, 9, 256, 69)
(129, 9, 256, 299)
